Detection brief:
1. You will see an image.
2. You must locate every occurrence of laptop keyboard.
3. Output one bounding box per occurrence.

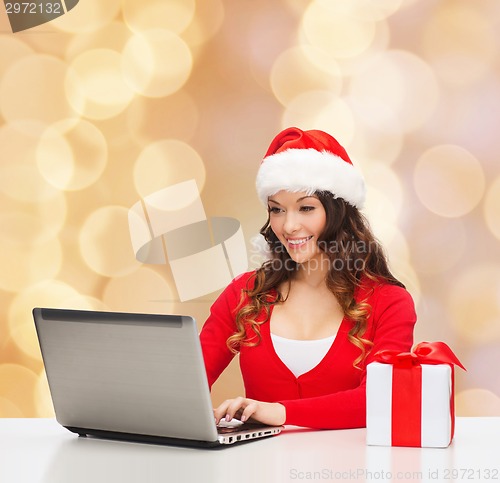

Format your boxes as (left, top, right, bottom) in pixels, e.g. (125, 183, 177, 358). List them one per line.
(217, 426, 240, 434)
(217, 421, 269, 434)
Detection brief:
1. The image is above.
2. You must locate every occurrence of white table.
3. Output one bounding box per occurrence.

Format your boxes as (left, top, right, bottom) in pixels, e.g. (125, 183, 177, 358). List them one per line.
(0, 418, 498, 483)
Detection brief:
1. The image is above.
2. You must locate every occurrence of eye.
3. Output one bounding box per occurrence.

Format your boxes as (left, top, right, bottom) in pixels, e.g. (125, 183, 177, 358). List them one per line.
(300, 205, 315, 212)
(268, 206, 282, 214)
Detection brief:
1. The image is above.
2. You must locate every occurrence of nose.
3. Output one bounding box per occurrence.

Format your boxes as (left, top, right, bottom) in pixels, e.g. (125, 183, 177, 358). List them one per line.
(283, 211, 301, 235)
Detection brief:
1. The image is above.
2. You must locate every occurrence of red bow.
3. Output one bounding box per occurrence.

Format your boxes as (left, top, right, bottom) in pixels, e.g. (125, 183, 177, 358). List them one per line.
(373, 341, 466, 370)
(372, 342, 465, 447)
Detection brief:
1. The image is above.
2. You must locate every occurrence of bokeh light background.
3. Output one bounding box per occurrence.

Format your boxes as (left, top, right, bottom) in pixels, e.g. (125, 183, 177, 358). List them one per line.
(1, 0, 499, 417)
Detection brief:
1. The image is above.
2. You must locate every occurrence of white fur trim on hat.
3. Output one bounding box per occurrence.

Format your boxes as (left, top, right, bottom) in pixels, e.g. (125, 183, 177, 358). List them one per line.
(256, 148, 366, 208)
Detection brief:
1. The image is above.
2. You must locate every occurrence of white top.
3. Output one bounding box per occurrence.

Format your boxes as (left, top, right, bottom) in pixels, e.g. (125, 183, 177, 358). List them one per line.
(270, 332, 336, 377)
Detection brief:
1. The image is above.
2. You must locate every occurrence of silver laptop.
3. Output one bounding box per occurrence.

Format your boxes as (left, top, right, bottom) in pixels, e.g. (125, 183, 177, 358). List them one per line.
(32, 308, 282, 448)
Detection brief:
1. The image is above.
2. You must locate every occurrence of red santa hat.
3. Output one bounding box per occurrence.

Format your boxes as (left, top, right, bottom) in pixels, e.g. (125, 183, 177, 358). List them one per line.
(256, 127, 366, 209)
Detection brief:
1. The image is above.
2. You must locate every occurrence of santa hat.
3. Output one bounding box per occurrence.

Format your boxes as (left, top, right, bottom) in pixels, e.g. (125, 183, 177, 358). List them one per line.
(256, 127, 365, 209)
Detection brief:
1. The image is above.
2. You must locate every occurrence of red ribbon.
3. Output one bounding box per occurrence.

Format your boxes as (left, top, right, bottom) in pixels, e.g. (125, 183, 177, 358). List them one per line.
(372, 342, 466, 447)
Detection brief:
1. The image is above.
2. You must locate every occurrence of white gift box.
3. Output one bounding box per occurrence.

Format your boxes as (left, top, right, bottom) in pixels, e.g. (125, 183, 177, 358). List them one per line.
(366, 362, 453, 448)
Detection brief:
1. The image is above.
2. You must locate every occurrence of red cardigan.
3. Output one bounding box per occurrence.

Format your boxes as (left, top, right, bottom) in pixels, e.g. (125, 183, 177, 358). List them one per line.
(199, 271, 416, 429)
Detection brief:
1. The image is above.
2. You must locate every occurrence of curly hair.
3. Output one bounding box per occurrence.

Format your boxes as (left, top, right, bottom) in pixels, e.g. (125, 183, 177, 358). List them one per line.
(226, 191, 404, 368)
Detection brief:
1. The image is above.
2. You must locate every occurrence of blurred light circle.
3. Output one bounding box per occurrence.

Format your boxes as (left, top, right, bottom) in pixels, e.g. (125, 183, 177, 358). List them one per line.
(270, 45, 342, 107)
(127, 92, 199, 145)
(347, 94, 400, 138)
(50, 0, 121, 33)
(0, 191, 67, 245)
(102, 267, 174, 313)
(33, 192, 68, 242)
(420, 80, 500, 164)
(345, 0, 403, 21)
(413, 296, 455, 343)
(0, 238, 62, 293)
(133, 139, 206, 200)
(463, 344, 500, 402)
(0, 212, 47, 246)
(37, 128, 73, 190)
(306, 17, 390, 78)
(67, 49, 135, 120)
(282, 91, 355, 146)
(299, 45, 343, 79)
(283, 0, 310, 15)
(384, 227, 410, 267)
(34, 371, 55, 417)
(364, 162, 404, 214)
(0, 397, 23, 417)
(484, 176, 500, 241)
(8, 280, 87, 359)
(363, 185, 400, 247)
(448, 265, 500, 344)
(122, 0, 195, 35)
(349, 50, 439, 133)
(122, 29, 193, 98)
(351, 117, 403, 165)
(409, 214, 466, 274)
(302, 1, 377, 59)
(79, 205, 141, 277)
(422, 4, 496, 86)
(414, 145, 485, 218)
(182, 0, 225, 47)
(0, 121, 62, 202)
(64, 295, 109, 312)
(247, 5, 300, 92)
(456, 389, 500, 417)
(0, 55, 82, 124)
(0, 36, 34, 78)
(36, 119, 108, 191)
(66, 21, 131, 59)
(0, 364, 38, 417)
(390, 261, 421, 306)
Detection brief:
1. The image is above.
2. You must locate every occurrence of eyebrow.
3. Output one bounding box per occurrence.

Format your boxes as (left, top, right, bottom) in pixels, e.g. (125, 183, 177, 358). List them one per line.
(267, 196, 318, 205)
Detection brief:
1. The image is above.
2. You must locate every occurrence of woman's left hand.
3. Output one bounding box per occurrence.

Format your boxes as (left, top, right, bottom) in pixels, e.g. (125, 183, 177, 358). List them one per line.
(214, 397, 286, 426)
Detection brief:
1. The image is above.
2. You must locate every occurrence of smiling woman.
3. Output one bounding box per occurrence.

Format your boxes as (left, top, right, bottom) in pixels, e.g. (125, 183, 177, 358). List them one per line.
(267, 191, 326, 266)
(200, 127, 416, 429)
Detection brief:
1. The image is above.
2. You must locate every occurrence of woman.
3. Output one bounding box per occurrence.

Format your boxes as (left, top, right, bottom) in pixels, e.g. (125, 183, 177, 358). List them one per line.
(200, 127, 416, 429)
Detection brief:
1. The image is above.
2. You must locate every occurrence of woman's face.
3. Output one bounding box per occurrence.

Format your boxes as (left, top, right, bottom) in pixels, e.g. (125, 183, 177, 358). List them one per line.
(268, 190, 327, 265)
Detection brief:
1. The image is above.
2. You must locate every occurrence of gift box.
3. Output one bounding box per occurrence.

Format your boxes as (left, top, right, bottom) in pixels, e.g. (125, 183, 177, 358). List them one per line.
(366, 342, 465, 448)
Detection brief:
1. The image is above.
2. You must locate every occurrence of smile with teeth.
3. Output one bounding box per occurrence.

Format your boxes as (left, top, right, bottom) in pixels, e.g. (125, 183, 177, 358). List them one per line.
(287, 236, 313, 248)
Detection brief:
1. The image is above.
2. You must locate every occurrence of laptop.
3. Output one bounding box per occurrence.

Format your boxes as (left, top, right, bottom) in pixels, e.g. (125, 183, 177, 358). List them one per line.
(32, 307, 282, 448)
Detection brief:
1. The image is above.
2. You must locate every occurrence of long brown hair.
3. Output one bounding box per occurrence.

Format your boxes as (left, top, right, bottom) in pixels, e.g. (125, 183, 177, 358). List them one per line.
(227, 191, 404, 367)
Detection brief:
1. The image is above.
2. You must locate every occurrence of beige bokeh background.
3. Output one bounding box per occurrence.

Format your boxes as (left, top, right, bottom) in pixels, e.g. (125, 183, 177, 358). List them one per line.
(1, 0, 499, 417)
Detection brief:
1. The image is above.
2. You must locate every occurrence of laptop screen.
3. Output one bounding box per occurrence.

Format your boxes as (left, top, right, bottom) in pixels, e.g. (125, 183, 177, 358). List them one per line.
(33, 308, 219, 442)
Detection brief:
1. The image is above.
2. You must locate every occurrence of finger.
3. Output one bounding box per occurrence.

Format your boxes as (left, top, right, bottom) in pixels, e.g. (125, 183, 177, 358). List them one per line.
(213, 399, 233, 424)
(240, 402, 258, 422)
(224, 397, 247, 422)
(214, 397, 247, 424)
